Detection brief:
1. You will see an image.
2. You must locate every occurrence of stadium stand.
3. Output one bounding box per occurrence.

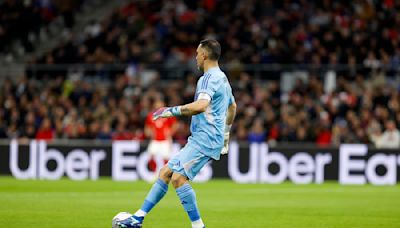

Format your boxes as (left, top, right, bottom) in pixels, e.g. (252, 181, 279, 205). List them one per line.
(0, 0, 84, 56)
(0, 0, 399, 147)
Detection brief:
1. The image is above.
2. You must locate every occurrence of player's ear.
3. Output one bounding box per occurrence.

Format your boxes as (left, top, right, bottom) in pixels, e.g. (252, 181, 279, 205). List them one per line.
(201, 48, 208, 60)
(203, 51, 208, 60)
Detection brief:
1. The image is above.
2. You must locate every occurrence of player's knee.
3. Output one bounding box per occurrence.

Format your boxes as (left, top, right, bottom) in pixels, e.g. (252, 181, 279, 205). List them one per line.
(159, 165, 172, 182)
(171, 173, 187, 189)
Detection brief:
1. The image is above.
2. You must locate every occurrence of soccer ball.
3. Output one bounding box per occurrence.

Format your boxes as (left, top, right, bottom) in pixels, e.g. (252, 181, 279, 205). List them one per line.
(112, 212, 132, 228)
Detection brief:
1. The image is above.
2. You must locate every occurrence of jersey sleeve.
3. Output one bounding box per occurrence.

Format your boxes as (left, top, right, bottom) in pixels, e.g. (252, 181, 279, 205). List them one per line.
(197, 92, 211, 101)
(197, 73, 221, 99)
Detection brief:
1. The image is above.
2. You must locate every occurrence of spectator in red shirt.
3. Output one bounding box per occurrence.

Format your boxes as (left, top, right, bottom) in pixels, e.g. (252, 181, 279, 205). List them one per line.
(35, 118, 54, 141)
(316, 122, 332, 146)
(145, 99, 177, 172)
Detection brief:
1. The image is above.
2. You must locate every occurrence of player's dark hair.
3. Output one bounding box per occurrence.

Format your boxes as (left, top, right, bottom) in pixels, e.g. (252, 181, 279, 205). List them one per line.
(200, 39, 221, 61)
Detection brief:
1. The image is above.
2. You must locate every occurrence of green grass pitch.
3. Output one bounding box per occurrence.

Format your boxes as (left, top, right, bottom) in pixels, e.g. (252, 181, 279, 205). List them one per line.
(0, 177, 399, 228)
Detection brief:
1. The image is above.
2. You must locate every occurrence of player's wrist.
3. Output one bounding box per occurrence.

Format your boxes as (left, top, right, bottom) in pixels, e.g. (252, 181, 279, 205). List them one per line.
(170, 106, 182, 116)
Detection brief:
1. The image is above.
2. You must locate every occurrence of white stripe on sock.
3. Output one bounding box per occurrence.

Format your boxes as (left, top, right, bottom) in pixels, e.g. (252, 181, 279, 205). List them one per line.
(134, 209, 147, 217)
(192, 218, 204, 228)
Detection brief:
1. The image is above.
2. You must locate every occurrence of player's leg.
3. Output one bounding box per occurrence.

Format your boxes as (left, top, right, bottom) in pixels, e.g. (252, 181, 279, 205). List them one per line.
(171, 173, 205, 228)
(135, 165, 172, 216)
(117, 165, 172, 227)
(168, 144, 210, 228)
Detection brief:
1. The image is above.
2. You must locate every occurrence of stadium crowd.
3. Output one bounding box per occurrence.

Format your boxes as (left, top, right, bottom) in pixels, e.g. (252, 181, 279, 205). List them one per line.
(28, 0, 400, 76)
(1, 69, 399, 148)
(0, 0, 82, 55)
(1, 0, 400, 148)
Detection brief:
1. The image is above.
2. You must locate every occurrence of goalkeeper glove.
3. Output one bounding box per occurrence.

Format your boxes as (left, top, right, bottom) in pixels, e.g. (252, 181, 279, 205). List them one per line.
(153, 106, 181, 120)
(221, 124, 232, 155)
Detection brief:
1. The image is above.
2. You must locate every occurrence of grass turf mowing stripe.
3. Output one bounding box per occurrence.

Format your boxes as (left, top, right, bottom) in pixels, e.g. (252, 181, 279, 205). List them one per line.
(0, 177, 399, 227)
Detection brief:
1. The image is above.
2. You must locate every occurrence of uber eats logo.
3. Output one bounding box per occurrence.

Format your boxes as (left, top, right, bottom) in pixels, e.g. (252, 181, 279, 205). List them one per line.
(7, 140, 400, 185)
(10, 140, 106, 180)
(111, 141, 211, 182)
(228, 143, 332, 184)
(227, 143, 400, 185)
(8, 140, 212, 182)
(339, 144, 400, 185)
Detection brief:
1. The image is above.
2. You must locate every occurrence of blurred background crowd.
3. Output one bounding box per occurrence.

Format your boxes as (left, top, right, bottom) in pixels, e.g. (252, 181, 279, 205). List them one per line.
(0, 0, 82, 55)
(0, 0, 400, 148)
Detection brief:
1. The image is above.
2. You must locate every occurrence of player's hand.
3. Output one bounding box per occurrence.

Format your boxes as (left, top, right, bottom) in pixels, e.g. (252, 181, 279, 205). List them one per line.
(153, 106, 181, 120)
(221, 132, 230, 155)
(153, 107, 173, 120)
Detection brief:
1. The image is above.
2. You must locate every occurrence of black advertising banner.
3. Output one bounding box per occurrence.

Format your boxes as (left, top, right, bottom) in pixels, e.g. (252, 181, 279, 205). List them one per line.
(0, 140, 399, 185)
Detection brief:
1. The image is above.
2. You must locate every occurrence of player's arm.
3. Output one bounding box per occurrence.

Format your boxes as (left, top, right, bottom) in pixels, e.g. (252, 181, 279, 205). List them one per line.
(144, 115, 153, 138)
(180, 99, 209, 116)
(152, 97, 210, 120)
(226, 102, 237, 126)
(144, 125, 152, 138)
(153, 74, 223, 120)
(221, 101, 236, 155)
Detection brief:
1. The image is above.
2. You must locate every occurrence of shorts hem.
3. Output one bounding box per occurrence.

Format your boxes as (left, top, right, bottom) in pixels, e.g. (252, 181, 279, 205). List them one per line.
(167, 162, 193, 180)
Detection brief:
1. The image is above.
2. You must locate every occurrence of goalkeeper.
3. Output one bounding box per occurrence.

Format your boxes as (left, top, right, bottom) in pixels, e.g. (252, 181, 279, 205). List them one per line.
(117, 39, 236, 228)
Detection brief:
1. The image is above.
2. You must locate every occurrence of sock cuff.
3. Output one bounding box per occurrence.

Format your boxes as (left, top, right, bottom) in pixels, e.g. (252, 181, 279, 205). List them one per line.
(188, 210, 200, 221)
(176, 183, 192, 195)
(156, 179, 168, 192)
(141, 200, 155, 213)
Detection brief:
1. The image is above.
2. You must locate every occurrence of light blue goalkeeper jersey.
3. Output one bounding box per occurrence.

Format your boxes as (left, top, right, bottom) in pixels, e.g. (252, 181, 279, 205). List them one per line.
(187, 66, 235, 160)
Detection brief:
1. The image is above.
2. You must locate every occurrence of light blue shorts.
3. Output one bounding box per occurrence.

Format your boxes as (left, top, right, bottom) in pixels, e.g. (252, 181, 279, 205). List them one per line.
(168, 143, 211, 181)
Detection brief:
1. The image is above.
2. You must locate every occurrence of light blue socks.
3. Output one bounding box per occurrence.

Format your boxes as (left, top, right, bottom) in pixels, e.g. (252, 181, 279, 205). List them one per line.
(176, 183, 201, 222)
(136, 180, 204, 227)
(140, 179, 168, 213)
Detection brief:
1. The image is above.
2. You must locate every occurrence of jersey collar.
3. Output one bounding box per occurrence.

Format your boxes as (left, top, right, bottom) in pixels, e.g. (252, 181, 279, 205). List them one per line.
(205, 66, 220, 74)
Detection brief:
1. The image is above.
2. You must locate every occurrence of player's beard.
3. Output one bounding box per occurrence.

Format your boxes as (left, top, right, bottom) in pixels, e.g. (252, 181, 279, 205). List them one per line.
(197, 63, 204, 72)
